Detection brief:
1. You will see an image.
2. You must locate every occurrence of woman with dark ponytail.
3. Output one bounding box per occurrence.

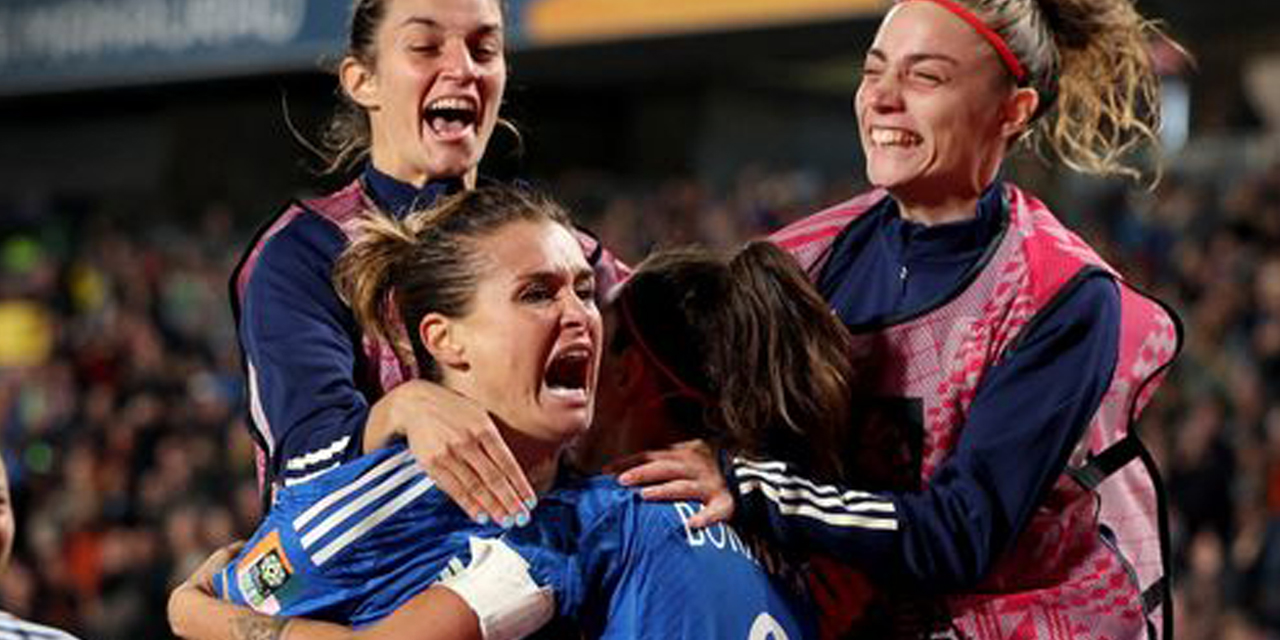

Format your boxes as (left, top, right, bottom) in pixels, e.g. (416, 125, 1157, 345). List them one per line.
(621, 0, 1184, 637)
(578, 242, 856, 488)
(231, 0, 626, 531)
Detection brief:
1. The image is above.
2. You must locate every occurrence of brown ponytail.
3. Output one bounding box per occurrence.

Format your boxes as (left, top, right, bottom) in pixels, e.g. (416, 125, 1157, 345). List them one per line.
(719, 242, 854, 481)
(333, 210, 434, 374)
(334, 186, 573, 380)
(318, 0, 387, 175)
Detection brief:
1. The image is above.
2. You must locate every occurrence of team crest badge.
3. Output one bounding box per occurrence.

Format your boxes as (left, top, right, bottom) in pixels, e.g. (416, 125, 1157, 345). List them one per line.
(236, 530, 298, 614)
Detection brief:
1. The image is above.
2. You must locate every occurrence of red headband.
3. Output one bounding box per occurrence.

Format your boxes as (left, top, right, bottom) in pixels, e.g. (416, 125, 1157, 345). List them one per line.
(899, 0, 1028, 84)
(615, 292, 716, 407)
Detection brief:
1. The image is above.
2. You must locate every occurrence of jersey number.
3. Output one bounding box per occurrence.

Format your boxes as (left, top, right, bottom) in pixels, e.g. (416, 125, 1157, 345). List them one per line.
(748, 612, 789, 640)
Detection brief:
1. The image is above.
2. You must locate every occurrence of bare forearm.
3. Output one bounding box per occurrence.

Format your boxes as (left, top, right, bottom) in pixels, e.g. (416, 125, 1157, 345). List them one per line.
(169, 582, 480, 640)
(169, 585, 350, 640)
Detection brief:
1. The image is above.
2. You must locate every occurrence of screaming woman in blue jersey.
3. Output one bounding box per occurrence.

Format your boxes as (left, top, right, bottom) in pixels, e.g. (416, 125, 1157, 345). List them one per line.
(169, 186, 863, 640)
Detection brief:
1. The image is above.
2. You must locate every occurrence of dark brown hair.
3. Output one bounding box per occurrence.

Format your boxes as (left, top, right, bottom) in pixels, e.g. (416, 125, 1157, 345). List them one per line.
(333, 186, 572, 380)
(614, 242, 855, 481)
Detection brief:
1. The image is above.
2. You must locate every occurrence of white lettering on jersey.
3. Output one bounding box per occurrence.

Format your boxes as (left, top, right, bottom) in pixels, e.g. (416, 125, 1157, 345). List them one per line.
(672, 502, 757, 564)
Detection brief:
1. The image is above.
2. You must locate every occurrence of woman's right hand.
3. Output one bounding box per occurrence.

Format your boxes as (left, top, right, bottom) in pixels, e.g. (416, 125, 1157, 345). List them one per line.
(367, 380, 535, 526)
(608, 440, 735, 528)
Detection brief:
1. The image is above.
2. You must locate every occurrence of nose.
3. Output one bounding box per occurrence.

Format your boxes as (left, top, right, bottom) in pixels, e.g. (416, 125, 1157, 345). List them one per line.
(560, 290, 596, 331)
(440, 39, 477, 81)
(859, 71, 903, 113)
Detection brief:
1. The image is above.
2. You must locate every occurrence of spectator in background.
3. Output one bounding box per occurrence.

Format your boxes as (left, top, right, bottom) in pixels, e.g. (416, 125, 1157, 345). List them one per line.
(0, 452, 82, 639)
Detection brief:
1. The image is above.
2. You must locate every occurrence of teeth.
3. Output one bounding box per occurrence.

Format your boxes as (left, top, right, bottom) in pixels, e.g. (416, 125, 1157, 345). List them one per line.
(870, 128, 921, 147)
(427, 97, 476, 112)
(545, 347, 592, 391)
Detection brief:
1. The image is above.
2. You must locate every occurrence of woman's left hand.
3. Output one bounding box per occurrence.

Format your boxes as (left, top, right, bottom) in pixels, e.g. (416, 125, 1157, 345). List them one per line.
(607, 440, 734, 528)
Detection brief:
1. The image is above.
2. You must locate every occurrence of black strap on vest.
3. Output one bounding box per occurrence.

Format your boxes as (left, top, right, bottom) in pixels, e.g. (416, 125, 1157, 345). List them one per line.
(1070, 433, 1171, 636)
(1142, 576, 1167, 616)
(1067, 434, 1143, 490)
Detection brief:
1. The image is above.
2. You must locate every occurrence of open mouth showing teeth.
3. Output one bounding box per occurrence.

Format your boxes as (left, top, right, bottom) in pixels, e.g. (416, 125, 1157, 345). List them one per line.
(424, 97, 478, 135)
(870, 128, 922, 147)
(545, 350, 591, 392)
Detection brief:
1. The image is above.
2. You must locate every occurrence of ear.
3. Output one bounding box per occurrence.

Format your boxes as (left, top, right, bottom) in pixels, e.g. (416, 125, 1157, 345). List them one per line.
(1000, 86, 1040, 141)
(419, 312, 467, 370)
(340, 55, 381, 110)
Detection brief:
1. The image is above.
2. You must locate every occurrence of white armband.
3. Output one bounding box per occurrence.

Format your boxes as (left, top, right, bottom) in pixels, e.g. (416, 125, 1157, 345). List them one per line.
(437, 537, 555, 640)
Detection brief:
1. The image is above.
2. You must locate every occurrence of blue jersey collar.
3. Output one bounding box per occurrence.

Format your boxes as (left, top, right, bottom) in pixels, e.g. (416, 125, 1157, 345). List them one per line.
(884, 182, 1005, 264)
(363, 164, 465, 218)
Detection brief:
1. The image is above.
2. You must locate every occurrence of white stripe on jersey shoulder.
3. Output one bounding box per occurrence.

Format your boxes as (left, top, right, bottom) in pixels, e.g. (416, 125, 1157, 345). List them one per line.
(285, 435, 353, 472)
(738, 480, 899, 531)
(300, 459, 425, 549)
(312, 475, 435, 565)
(284, 462, 342, 487)
(293, 449, 414, 529)
(734, 461, 881, 501)
(246, 361, 275, 452)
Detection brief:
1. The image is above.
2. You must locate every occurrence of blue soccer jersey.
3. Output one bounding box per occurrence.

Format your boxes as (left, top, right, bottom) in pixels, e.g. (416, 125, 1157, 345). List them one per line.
(563, 481, 814, 640)
(213, 444, 574, 630)
(215, 443, 811, 638)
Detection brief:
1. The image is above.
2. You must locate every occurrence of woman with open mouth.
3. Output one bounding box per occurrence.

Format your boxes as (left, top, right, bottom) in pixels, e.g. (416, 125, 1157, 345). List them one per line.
(230, 0, 627, 539)
(170, 185, 874, 639)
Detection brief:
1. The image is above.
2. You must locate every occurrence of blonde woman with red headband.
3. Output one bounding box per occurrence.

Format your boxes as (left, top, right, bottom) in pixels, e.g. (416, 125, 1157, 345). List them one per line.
(618, 0, 1184, 637)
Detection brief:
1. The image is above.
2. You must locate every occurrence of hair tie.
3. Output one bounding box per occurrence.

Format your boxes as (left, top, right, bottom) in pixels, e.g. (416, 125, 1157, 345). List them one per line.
(615, 292, 716, 407)
(900, 0, 1028, 84)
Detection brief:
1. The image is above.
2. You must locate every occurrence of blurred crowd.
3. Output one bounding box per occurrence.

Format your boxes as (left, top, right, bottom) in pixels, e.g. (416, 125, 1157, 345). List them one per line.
(1, 155, 1279, 638)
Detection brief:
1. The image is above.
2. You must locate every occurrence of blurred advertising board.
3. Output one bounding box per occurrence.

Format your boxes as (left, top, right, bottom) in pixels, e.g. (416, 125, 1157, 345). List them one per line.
(513, 0, 886, 46)
(0, 0, 346, 96)
(0, 0, 885, 96)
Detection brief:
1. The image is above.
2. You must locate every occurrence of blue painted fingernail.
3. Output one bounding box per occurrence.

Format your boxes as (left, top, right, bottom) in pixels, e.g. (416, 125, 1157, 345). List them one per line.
(516, 512, 530, 528)
(524, 498, 538, 511)
(476, 513, 490, 526)
(501, 516, 515, 529)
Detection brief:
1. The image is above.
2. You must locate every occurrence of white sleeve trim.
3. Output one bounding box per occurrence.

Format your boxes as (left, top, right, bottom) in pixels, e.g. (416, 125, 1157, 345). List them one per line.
(285, 435, 353, 472)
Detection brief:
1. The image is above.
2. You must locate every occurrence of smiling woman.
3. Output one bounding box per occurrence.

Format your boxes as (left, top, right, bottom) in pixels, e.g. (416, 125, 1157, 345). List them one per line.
(616, 0, 1184, 638)
(333, 0, 507, 184)
(228, 0, 626, 538)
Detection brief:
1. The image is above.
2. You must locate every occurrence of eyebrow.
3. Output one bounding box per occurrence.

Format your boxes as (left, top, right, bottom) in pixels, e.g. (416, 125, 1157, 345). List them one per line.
(400, 16, 504, 36)
(516, 266, 596, 284)
(865, 48, 961, 67)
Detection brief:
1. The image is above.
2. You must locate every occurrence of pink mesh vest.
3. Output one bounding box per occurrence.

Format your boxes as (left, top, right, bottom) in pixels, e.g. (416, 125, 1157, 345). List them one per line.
(772, 184, 1179, 640)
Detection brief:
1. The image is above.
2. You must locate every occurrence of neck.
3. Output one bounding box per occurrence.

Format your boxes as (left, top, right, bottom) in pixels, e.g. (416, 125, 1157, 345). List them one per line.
(369, 154, 476, 190)
(500, 425, 564, 496)
(895, 192, 980, 226)
(623, 392, 686, 456)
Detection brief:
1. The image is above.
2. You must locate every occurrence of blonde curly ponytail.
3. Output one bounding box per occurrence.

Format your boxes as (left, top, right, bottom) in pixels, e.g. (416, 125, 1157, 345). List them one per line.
(963, 0, 1180, 181)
